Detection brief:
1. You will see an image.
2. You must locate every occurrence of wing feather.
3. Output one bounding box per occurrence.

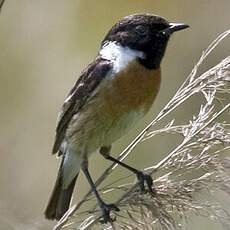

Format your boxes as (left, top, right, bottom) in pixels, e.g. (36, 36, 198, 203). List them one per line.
(52, 57, 112, 154)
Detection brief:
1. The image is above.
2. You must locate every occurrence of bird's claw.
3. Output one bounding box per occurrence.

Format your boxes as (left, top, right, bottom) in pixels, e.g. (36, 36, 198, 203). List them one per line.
(136, 171, 156, 195)
(99, 203, 120, 224)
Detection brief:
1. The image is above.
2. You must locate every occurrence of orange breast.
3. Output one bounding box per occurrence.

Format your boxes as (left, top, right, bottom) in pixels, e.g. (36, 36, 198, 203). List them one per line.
(101, 60, 161, 117)
(66, 60, 161, 151)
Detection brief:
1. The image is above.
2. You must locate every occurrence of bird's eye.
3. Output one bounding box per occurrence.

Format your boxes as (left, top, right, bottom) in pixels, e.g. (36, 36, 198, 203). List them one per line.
(135, 25, 147, 35)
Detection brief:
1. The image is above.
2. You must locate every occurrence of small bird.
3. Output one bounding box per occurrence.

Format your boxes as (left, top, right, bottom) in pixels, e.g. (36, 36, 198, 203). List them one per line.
(45, 13, 188, 223)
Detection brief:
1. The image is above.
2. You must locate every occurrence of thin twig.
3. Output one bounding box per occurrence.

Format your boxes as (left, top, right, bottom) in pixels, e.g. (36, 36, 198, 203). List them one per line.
(0, 0, 6, 12)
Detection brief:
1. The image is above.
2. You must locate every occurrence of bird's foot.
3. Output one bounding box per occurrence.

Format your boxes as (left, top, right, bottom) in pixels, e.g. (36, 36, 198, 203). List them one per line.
(99, 202, 120, 224)
(136, 171, 156, 195)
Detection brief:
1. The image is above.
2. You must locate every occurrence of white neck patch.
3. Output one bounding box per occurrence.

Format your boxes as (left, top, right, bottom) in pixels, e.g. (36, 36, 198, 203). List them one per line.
(99, 42, 145, 74)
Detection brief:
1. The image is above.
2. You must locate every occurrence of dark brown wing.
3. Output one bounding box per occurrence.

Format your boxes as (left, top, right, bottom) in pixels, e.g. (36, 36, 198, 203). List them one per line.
(52, 57, 112, 155)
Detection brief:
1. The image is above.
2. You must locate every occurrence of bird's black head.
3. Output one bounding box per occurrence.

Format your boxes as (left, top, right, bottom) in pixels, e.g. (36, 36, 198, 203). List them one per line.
(102, 14, 189, 69)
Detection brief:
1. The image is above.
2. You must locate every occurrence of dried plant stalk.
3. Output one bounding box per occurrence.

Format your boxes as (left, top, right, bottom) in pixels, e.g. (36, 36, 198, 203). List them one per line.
(54, 30, 230, 230)
(0, 0, 5, 12)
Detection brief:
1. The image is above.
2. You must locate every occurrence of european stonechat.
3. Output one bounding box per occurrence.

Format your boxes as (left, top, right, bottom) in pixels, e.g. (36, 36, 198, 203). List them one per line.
(45, 13, 189, 223)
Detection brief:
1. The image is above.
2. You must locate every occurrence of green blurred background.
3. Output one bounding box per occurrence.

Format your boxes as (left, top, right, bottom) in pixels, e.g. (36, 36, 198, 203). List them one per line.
(0, 0, 229, 229)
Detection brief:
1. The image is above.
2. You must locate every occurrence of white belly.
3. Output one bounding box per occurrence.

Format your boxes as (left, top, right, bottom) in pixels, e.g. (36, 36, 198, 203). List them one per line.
(102, 108, 145, 146)
(66, 105, 145, 155)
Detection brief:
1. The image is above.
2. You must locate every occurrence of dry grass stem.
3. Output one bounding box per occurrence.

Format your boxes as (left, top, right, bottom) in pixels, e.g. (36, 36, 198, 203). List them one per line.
(0, 0, 5, 12)
(54, 29, 230, 230)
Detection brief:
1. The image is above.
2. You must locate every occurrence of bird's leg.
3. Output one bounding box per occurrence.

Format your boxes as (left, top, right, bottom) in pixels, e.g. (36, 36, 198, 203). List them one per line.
(100, 146, 155, 194)
(81, 160, 119, 223)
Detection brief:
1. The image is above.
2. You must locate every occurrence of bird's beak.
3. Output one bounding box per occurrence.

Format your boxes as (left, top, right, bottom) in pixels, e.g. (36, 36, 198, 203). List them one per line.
(169, 23, 189, 33)
(161, 23, 189, 36)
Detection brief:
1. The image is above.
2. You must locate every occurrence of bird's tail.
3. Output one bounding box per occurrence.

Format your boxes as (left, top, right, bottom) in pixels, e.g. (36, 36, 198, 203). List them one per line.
(45, 150, 82, 220)
(44, 175, 78, 220)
